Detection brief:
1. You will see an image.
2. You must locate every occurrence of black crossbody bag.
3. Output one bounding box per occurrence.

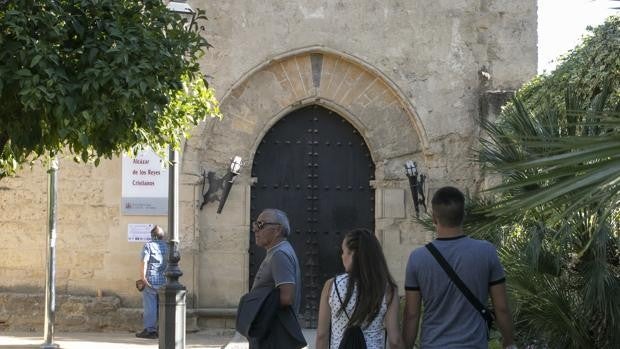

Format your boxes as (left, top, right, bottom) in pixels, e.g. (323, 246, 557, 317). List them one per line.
(425, 243, 495, 338)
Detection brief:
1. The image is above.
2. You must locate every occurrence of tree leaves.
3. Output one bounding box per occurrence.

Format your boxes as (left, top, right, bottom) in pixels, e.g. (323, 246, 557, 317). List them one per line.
(0, 0, 222, 177)
(469, 16, 620, 348)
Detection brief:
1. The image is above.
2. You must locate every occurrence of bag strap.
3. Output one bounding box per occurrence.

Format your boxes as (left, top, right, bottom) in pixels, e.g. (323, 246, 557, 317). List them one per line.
(329, 278, 334, 347)
(334, 276, 351, 320)
(334, 275, 388, 345)
(425, 243, 493, 323)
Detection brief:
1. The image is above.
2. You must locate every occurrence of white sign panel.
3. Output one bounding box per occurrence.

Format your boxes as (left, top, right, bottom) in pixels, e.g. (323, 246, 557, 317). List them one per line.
(128, 223, 155, 242)
(122, 149, 168, 215)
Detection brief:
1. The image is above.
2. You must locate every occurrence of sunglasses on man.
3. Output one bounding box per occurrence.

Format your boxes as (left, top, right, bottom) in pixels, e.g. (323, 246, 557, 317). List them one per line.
(252, 220, 281, 231)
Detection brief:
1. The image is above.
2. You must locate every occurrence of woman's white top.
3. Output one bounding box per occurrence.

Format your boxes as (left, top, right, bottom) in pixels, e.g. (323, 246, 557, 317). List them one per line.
(329, 274, 388, 349)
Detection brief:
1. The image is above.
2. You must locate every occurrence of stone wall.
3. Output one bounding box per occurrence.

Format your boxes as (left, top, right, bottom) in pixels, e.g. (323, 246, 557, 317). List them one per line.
(0, 293, 140, 332)
(0, 0, 537, 330)
(0, 158, 194, 306)
(190, 0, 537, 307)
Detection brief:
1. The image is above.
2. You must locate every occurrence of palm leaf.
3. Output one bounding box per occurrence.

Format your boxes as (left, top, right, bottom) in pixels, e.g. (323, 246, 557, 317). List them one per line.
(477, 88, 620, 220)
(469, 17, 620, 348)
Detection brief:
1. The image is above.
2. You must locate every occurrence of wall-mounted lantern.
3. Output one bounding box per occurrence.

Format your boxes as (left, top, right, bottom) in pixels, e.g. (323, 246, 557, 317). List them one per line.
(217, 156, 243, 214)
(165, 0, 194, 15)
(199, 156, 244, 213)
(405, 160, 427, 217)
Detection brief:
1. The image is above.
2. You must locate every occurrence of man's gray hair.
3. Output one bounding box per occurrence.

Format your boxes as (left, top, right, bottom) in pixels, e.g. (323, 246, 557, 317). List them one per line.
(150, 225, 165, 240)
(265, 208, 291, 237)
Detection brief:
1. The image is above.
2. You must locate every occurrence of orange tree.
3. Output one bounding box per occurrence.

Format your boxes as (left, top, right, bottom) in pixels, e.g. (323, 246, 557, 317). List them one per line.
(0, 0, 220, 176)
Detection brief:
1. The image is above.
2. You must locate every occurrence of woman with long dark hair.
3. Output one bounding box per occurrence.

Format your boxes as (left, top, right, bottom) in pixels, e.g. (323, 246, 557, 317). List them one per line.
(316, 229, 404, 349)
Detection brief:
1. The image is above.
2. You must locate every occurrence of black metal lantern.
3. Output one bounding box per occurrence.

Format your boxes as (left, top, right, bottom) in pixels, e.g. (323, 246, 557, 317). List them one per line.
(405, 160, 427, 217)
(217, 156, 243, 214)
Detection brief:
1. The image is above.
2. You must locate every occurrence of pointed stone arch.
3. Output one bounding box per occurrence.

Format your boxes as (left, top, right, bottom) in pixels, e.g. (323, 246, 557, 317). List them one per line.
(184, 46, 431, 308)
(186, 45, 428, 174)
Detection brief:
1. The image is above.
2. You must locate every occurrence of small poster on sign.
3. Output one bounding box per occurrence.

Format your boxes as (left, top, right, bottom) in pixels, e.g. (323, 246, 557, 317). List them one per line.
(128, 224, 155, 242)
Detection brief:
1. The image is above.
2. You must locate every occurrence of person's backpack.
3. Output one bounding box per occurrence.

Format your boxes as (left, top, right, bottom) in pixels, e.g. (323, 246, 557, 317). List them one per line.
(338, 325, 366, 349)
(333, 277, 367, 349)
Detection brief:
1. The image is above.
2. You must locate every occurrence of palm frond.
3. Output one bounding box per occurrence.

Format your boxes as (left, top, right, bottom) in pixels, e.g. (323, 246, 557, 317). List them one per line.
(469, 17, 620, 348)
(477, 89, 620, 221)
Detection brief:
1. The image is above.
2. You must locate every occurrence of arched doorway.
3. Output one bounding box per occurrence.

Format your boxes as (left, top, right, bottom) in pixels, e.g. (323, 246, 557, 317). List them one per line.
(249, 105, 375, 327)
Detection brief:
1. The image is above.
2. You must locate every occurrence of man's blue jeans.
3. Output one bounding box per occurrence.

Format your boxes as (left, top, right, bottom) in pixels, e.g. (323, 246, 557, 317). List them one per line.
(142, 285, 159, 332)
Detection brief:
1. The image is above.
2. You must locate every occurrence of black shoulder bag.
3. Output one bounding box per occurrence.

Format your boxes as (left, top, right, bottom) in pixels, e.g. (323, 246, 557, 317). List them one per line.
(425, 243, 495, 338)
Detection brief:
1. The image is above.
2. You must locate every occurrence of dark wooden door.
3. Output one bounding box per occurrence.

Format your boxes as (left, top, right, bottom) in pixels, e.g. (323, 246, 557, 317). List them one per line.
(249, 105, 375, 328)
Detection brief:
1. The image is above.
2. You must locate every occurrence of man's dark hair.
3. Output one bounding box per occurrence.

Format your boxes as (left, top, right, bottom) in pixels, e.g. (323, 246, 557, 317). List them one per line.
(431, 186, 465, 227)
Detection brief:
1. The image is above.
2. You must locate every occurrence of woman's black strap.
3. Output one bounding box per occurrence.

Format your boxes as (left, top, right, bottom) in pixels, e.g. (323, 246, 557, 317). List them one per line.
(334, 275, 389, 346)
(334, 275, 350, 320)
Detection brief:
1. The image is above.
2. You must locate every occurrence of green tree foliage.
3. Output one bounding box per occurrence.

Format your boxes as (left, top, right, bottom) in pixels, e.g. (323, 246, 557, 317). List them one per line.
(519, 16, 619, 116)
(0, 0, 221, 176)
(466, 16, 619, 348)
(476, 92, 619, 347)
(478, 17, 620, 222)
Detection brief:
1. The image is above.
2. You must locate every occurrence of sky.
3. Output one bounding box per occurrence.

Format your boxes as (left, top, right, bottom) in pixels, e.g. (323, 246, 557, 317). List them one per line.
(538, 0, 619, 73)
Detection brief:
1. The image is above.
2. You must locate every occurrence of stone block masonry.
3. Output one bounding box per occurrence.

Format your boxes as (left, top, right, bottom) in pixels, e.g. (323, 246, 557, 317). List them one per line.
(0, 0, 537, 331)
(0, 293, 141, 332)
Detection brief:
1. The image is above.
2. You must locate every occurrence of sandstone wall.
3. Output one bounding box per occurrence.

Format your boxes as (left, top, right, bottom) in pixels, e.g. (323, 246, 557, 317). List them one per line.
(191, 0, 537, 308)
(0, 293, 140, 332)
(0, 0, 537, 329)
(0, 159, 196, 306)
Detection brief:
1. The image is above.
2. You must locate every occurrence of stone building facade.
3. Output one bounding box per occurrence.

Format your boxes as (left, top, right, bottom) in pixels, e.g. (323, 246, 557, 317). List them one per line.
(0, 0, 537, 331)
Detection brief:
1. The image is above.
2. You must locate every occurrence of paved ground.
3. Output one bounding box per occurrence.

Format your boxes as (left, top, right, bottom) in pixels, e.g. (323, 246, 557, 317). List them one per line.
(223, 330, 316, 349)
(0, 330, 232, 349)
(0, 330, 317, 349)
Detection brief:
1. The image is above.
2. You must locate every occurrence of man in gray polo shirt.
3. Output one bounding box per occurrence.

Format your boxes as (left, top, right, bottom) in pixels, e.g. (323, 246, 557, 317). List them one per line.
(251, 208, 302, 314)
(402, 186, 517, 349)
